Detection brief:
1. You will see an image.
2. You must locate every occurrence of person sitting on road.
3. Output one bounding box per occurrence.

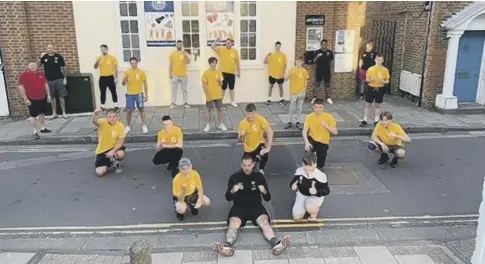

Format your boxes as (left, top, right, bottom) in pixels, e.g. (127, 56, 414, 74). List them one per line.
(172, 158, 211, 221)
(290, 152, 330, 221)
(212, 154, 291, 257)
(92, 108, 126, 176)
(367, 111, 411, 168)
(152, 115, 183, 177)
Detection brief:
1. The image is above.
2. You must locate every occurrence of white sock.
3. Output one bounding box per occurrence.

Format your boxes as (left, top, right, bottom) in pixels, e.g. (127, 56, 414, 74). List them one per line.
(113, 102, 118, 107)
(268, 97, 271, 101)
(363, 116, 368, 121)
(100, 104, 105, 108)
(39, 126, 45, 130)
(33, 128, 38, 134)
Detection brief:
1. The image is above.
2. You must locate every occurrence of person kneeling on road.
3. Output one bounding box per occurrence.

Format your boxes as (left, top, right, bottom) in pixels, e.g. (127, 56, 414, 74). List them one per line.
(367, 111, 411, 168)
(212, 154, 291, 257)
(92, 108, 126, 177)
(152, 115, 184, 177)
(290, 152, 330, 221)
(172, 158, 211, 221)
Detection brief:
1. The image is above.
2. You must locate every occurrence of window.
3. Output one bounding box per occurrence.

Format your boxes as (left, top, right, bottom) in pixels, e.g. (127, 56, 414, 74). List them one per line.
(181, 1, 200, 59)
(119, 1, 141, 62)
(239, 1, 258, 61)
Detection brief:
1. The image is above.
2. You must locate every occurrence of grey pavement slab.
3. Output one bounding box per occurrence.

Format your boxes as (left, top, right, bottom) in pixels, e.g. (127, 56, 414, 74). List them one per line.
(0, 253, 35, 264)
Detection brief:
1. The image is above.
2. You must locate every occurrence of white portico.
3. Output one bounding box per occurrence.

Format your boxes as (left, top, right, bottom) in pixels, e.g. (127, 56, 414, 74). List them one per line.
(435, 2, 485, 110)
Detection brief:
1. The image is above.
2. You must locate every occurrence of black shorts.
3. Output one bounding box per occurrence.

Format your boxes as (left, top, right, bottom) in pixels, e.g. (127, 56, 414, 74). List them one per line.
(222, 72, 236, 90)
(365, 86, 385, 104)
(172, 190, 198, 208)
(243, 143, 265, 160)
(95, 146, 126, 168)
(269, 76, 284, 85)
(316, 70, 331, 84)
(376, 143, 403, 154)
(28, 98, 48, 117)
(99, 75, 116, 90)
(227, 204, 269, 227)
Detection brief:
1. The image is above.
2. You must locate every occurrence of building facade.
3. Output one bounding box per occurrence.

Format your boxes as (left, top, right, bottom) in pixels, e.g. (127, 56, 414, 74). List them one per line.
(0, 1, 480, 117)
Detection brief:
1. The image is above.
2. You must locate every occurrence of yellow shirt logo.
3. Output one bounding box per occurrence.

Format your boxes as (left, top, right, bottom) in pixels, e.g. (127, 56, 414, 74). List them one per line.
(171, 136, 177, 143)
(179, 55, 184, 59)
(106, 60, 111, 65)
(111, 131, 118, 137)
(252, 124, 259, 132)
(135, 74, 140, 80)
(230, 53, 235, 58)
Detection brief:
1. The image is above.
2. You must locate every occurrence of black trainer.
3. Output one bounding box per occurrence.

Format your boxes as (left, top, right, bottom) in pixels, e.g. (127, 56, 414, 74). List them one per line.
(176, 213, 184, 221)
(389, 156, 399, 168)
(33, 133, 40, 140)
(40, 128, 52, 133)
(377, 153, 389, 164)
(284, 122, 293, 129)
(359, 121, 367, 127)
(191, 208, 199, 216)
(266, 100, 271, 105)
(279, 99, 286, 105)
(295, 122, 303, 130)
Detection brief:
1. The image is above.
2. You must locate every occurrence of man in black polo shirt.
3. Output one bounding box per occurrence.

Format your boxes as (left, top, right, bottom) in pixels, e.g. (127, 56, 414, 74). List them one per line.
(40, 44, 68, 119)
(358, 41, 377, 100)
(312, 39, 334, 105)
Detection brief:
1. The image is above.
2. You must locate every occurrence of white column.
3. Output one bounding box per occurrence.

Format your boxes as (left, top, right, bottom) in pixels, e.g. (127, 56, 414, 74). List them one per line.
(472, 177, 485, 264)
(435, 30, 464, 110)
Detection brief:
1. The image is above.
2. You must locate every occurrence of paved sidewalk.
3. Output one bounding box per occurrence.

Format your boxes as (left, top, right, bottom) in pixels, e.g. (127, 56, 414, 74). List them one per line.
(1, 96, 485, 145)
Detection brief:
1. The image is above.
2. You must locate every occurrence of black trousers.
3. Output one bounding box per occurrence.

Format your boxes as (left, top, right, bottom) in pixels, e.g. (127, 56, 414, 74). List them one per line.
(152, 148, 183, 177)
(308, 137, 329, 168)
(244, 143, 268, 170)
(99, 75, 118, 105)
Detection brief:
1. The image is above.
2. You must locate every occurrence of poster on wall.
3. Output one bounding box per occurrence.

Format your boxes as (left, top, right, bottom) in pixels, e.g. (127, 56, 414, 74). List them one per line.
(306, 27, 323, 51)
(334, 53, 353, 73)
(206, 1, 235, 46)
(144, 1, 176, 47)
(335, 30, 355, 53)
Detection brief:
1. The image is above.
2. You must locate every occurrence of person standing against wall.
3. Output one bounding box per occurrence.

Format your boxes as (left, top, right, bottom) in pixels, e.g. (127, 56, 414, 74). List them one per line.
(211, 37, 240, 107)
(169, 40, 191, 109)
(94, 44, 119, 110)
(122, 57, 149, 134)
(40, 44, 68, 119)
(264, 41, 287, 105)
(312, 39, 334, 105)
(358, 41, 377, 100)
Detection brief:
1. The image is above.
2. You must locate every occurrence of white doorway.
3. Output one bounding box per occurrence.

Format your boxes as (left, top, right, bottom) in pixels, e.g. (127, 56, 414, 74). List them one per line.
(0, 53, 10, 116)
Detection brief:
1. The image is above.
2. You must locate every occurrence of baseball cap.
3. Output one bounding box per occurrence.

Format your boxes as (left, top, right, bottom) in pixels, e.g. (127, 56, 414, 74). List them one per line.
(178, 157, 192, 168)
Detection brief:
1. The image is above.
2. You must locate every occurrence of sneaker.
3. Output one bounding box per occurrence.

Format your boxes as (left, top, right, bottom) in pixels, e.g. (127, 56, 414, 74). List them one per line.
(176, 213, 184, 221)
(284, 122, 293, 129)
(40, 128, 52, 133)
(271, 235, 291, 255)
(266, 100, 271, 105)
(125, 126, 131, 134)
(48, 115, 58, 120)
(310, 98, 316, 104)
(230, 102, 238, 107)
(190, 208, 199, 216)
(218, 123, 228, 131)
(113, 106, 119, 111)
(213, 242, 235, 257)
(110, 157, 122, 173)
(62, 114, 68, 119)
(183, 103, 190, 108)
(203, 124, 211, 132)
(377, 153, 389, 164)
(169, 103, 177, 109)
(389, 156, 399, 168)
(359, 94, 364, 100)
(327, 98, 334, 104)
(280, 99, 286, 105)
(33, 133, 40, 140)
(142, 125, 148, 134)
(295, 122, 303, 130)
(359, 120, 367, 127)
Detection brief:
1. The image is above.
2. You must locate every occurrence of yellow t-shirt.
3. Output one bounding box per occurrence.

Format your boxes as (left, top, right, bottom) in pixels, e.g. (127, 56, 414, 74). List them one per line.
(97, 54, 118, 77)
(366, 65, 390, 88)
(157, 126, 183, 144)
(95, 118, 126, 154)
(238, 114, 270, 152)
(124, 68, 147, 95)
(267, 52, 287, 79)
(172, 170, 203, 198)
(201, 69, 224, 100)
(372, 122, 406, 147)
(289, 67, 309, 95)
(303, 112, 337, 144)
(216, 47, 239, 74)
(170, 50, 188, 77)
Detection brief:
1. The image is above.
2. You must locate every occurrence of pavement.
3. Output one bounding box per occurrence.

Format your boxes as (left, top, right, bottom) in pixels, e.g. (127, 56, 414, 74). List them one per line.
(2, 96, 485, 145)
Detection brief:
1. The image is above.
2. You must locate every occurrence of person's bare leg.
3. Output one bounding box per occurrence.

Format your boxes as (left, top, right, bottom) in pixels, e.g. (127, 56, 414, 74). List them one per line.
(29, 117, 38, 134)
(50, 99, 58, 118)
(256, 215, 291, 255)
(278, 83, 284, 100)
(59, 97, 67, 118)
(126, 111, 133, 127)
(37, 114, 46, 130)
(217, 109, 223, 123)
(139, 108, 147, 126)
(229, 89, 235, 103)
(374, 103, 381, 124)
(95, 166, 108, 177)
(206, 109, 213, 125)
(268, 83, 274, 98)
(213, 217, 240, 256)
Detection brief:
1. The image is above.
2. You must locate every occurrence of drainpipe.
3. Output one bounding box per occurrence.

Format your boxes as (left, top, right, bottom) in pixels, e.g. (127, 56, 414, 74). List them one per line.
(417, 1, 433, 107)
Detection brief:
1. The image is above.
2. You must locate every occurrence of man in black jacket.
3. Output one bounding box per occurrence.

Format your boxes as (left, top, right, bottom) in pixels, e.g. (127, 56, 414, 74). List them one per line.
(213, 154, 291, 257)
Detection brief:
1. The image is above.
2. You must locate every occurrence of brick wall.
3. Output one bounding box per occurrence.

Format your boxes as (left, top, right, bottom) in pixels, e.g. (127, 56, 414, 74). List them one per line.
(0, 1, 79, 116)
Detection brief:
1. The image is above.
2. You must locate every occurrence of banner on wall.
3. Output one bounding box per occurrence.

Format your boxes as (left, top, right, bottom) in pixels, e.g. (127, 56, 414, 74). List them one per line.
(206, 1, 235, 46)
(144, 1, 176, 47)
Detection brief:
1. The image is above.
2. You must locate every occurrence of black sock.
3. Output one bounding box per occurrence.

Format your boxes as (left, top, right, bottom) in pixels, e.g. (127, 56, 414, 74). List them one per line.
(269, 237, 278, 247)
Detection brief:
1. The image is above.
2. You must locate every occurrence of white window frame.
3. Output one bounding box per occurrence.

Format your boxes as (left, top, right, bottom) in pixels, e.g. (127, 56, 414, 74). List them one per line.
(174, 1, 203, 69)
(235, 1, 261, 67)
(116, 0, 145, 68)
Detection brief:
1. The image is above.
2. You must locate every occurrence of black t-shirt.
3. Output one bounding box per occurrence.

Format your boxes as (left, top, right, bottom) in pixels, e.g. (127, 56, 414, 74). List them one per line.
(225, 169, 271, 207)
(361, 50, 377, 71)
(40, 53, 66, 81)
(315, 49, 334, 73)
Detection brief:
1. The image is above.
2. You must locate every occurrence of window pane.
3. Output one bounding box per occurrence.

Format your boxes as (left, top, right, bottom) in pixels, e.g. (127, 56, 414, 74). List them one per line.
(121, 21, 129, 33)
(240, 3, 248, 16)
(129, 20, 139, 33)
(248, 34, 256, 47)
(184, 49, 191, 54)
(240, 20, 248, 33)
(131, 35, 140, 48)
(133, 49, 141, 61)
(182, 20, 191, 33)
(240, 35, 248, 47)
(248, 48, 256, 60)
(241, 48, 248, 60)
(190, 2, 198, 16)
(192, 34, 200, 47)
(191, 20, 199, 33)
(123, 50, 131, 62)
(128, 2, 137, 16)
(248, 20, 256, 32)
(182, 2, 190, 16)
(122, 35, 131, 48)
(120, 3, 128, 16)
(249, 3, 256, 16)
(183, 34, 192, 46)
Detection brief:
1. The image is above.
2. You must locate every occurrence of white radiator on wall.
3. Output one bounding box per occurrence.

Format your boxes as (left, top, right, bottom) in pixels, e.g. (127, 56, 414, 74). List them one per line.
(399, 70, 422, 97)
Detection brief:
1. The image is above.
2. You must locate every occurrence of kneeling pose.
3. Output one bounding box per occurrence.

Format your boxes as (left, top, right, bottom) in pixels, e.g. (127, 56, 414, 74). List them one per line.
(290, 152, 330, 221)
(213, 154, 291, 257)
(368, 111, 411, 168)
(172, 158, 211, 221)
(152, 115, 183, 177)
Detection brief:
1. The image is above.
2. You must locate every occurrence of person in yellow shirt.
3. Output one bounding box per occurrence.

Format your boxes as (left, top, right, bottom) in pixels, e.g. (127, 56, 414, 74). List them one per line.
(94, 44, 118, 110)
(122, 57, 149, 134)
(302, 98, 338, 169)
(172, 158, 211, 221)
(201, 57, 228, 133)
(368, 111, 411, 168)
(237, 103, 274, 174)
(264, 41, 287, 105)
(211, 37, 240, 107)
(169, 40, 191, 109)
(360, 54, 390, 128)
(91, 108, 126, 177)
(284, 57, 309, 130)
(152, 115, 184, 177)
